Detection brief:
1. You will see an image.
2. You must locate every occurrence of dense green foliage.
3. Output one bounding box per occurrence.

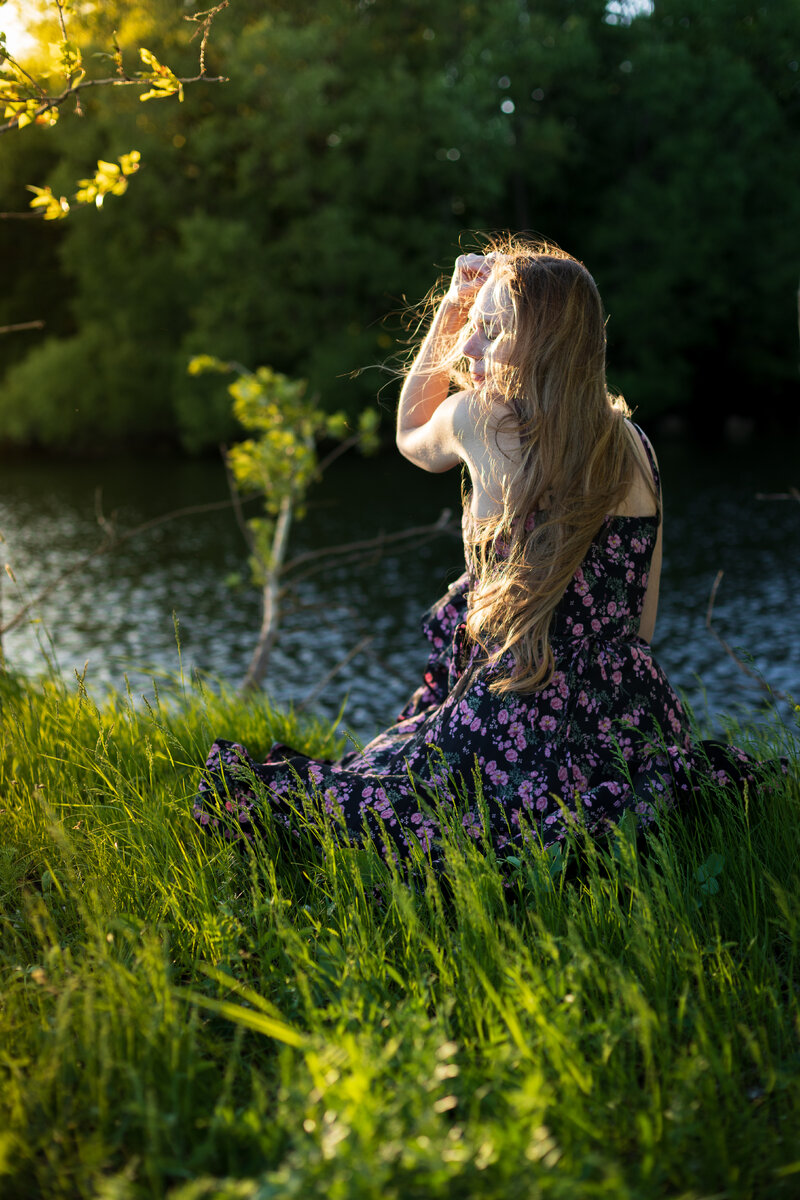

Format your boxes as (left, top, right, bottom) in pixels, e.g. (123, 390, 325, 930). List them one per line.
(1, 0, 799, 449)
(1, 669, 799, 1197)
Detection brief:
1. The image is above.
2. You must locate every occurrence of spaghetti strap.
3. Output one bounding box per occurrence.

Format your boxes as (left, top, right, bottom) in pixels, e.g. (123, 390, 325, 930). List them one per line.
(632, 422, 661, 507)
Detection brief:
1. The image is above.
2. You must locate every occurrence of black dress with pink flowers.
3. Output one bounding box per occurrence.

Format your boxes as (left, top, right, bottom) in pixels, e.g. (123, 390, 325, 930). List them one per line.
(193, 427, 782, 867)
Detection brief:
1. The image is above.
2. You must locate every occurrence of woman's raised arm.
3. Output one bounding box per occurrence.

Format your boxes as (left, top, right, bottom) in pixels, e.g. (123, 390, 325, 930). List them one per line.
(396, 254, 489, 472)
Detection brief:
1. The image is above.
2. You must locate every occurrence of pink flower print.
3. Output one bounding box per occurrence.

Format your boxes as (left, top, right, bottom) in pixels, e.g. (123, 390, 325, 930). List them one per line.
(578, 691, 589, 707)
(498, 709, 509, 725)
(550, 697, 563, 710)
(558, 765, 569, 783)
(641, 573, 649, 587)
(608, 533, 621, 550)
(626, 570, 635, 582)
(324, 791, 344, 819)
(485, 761, 509, 787)
(591, 619, 602, 633)
(571, 766, 588, 790)
(540, 714, 557, 732)
(631, 537, 644, 554)
(598, 717, 612, 734)
(573, 623, 585, 637)
(612, 670, 622, 685)
(536, 796, 549, 811)
(583, 593, 594, 607)
(607, 601, 617, 616)
(506, 747, 518, 763)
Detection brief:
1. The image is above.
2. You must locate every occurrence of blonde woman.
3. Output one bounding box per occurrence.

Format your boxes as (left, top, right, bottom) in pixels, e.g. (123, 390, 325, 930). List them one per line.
(194, 238, 778, 864)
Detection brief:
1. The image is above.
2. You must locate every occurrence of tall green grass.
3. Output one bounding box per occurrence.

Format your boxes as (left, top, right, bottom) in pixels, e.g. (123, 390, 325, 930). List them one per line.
(1, 669, 798, 1199)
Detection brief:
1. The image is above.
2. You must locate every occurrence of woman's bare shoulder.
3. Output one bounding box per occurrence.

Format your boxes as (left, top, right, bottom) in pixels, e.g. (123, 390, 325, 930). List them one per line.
(614, 419, 659, 518)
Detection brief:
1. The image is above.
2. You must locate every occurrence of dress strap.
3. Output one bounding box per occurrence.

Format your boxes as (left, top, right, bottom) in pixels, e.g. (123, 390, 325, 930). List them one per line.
(631, 422, 661, 507)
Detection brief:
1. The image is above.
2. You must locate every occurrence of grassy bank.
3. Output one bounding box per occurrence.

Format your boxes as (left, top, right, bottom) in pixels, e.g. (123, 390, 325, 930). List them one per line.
(1, 670, 799, 1199)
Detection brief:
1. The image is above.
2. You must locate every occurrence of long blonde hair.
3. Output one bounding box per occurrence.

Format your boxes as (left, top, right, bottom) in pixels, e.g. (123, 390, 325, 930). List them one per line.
(436, 237, 651, 694)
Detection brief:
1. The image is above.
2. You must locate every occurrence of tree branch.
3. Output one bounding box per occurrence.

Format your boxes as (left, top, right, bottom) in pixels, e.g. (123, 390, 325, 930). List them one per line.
(295, 635, 375, 713)
(0, 72, 229, 136)
(280, 509, 459, 581)
(0, 494, 257, 639)
(0, 320, 45, 334)
(220, 443, 256, 554)
(755, 488, 800, 503)
(185, 2, 230, 77)
(705, 569, 789, 703)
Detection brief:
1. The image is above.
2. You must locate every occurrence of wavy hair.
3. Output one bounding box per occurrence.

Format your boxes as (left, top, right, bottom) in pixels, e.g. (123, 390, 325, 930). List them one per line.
(435, 237, 653, 694)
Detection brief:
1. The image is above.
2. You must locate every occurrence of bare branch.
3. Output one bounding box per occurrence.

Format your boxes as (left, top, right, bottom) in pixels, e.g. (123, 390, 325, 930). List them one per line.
(705, 569, 790, 703)
(221, 444, 256, 554)
(93, 487, 116, 541)
(296, 635, 374, 713)
(755, 488, 800, 503)
(0, 320, 45, 334)
(280, 509, 459, 580)
(314, 434, 361, 479)
(185, 1, 230, 77)
(0, 495, 257, 638)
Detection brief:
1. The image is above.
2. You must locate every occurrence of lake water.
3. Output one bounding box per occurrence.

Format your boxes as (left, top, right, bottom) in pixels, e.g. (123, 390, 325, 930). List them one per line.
(1, 437, 798, 741)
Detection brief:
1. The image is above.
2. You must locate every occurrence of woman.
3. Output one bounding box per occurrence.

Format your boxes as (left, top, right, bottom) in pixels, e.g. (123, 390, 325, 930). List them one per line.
(193, 238, 777, 866)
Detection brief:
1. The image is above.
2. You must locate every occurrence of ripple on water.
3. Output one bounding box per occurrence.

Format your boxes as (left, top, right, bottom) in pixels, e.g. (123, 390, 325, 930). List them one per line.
(0, 442, 798, 740)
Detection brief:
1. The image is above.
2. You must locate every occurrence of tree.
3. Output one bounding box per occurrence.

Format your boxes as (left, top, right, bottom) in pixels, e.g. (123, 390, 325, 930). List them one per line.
(189, 355, 384, 690)
(0, 0, 231, 445)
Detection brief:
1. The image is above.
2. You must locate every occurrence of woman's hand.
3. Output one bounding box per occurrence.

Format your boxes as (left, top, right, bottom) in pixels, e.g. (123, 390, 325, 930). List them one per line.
(396, 251, 495, 473)
(444, 253, 494, 314)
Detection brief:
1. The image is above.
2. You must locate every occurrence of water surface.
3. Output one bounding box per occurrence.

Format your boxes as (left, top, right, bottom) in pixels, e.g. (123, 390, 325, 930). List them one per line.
(1, 437, 798, 741)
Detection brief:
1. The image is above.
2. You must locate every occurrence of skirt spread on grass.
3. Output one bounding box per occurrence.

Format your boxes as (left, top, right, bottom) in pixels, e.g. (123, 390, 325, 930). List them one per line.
(193, 432, 784, 868)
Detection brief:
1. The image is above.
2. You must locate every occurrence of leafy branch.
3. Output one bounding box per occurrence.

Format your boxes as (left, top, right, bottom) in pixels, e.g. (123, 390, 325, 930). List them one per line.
(0, 2, 230, 136)
(189, 356, 384, 692)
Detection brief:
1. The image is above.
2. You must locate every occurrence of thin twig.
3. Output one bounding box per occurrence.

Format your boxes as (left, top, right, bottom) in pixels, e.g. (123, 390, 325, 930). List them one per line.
(185, 2, 230, 76)
(93, 488, 117, 541)
(314, 434, 361, 479)
(280, 509, 458, 579)
(296, 635, 375, 712)
(220, 444, 256, 554)
(705, 569, 790, 703)
(755, 488, 800, 503)
(0, 49, 48, 97)
(0, 72, 228, 136)
(54, 0, 69, 44)
(0, 320, 45, 334)
(0, 495, 257, 638)
(0, 212, 46, 221)
(280, 528, 458, 593)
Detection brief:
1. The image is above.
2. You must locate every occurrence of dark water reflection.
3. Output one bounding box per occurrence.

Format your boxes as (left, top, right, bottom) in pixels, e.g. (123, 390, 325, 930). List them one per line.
(1, 436, 798, 741)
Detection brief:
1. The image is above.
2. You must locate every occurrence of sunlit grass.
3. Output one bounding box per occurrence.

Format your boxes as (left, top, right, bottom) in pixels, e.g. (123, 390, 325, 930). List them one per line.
(1, 669, 798, 1199)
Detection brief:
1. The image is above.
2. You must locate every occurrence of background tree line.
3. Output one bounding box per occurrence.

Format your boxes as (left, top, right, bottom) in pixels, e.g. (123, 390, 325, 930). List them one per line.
(1, 0, 799, 453)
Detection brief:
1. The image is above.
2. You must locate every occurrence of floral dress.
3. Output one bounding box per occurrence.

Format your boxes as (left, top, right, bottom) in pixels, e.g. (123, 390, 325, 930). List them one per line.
(193, 426, 780, 866)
